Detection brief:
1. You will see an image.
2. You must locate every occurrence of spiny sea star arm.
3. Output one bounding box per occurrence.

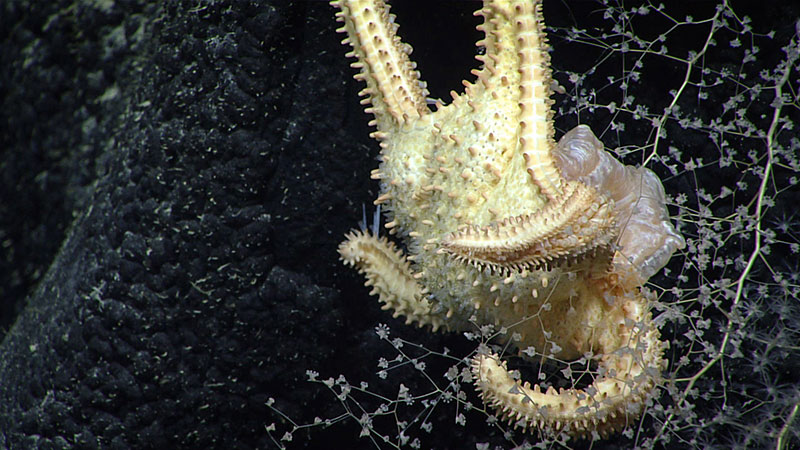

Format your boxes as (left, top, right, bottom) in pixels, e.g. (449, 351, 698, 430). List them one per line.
(338, 229, 443, 331)
(471, 298, 667, 438)
(331, 0, 430, 133)
(475, 0, 563, 201)
(440, 181, 617, 274)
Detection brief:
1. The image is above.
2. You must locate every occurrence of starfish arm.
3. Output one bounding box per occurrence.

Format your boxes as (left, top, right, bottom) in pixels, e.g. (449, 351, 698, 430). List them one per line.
(471, 302, 667, 438)
(474, 0, 562, 201)
(440, 181, 617, 274)
(332, 0, 430, 133)
(339, 230, 443, 331)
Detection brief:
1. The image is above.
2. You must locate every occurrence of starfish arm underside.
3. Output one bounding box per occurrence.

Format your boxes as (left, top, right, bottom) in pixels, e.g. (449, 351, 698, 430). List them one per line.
(471, 301, 667, 438)
(332, 0, 430, 133)
(440, 180, 617, 274)
(339, 229, 443, 331)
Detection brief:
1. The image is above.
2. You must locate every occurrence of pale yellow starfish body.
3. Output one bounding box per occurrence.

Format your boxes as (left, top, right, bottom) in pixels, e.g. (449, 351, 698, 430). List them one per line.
(333, 0, 685, 438)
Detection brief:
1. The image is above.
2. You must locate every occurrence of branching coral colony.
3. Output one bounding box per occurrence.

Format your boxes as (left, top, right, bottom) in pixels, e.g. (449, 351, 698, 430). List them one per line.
(332, 0, 685, 439)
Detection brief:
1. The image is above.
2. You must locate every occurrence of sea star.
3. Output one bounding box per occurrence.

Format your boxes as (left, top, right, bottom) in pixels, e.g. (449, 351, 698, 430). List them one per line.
(332, 0, 685, 438)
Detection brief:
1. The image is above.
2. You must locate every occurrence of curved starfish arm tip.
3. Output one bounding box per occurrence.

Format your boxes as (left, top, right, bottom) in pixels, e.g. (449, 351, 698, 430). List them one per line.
(339, 229, 444, 331)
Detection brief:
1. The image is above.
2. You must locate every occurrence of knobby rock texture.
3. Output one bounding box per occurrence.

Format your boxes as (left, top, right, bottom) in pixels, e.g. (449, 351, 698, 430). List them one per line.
(0, 1, 391, 448)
